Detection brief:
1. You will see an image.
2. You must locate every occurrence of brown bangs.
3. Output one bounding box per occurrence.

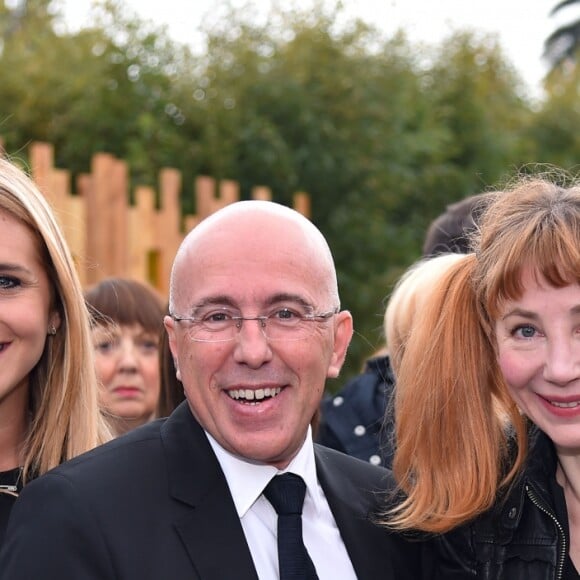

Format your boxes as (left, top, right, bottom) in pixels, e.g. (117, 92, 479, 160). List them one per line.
(85, 278, 164, 334)
(483, 195, 580, 320)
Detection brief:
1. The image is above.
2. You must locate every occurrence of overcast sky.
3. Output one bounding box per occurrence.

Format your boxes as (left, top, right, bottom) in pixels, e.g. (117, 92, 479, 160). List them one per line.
(58, 0, 564, 101)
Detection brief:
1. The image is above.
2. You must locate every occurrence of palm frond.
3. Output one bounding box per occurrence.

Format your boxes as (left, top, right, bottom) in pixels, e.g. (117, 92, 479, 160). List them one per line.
(550, 0, 580, 17)
(544, 21, 580, 67)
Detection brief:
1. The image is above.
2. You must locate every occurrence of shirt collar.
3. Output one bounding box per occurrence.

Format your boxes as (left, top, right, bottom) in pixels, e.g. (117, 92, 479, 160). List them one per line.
(205, 427, 322, 518)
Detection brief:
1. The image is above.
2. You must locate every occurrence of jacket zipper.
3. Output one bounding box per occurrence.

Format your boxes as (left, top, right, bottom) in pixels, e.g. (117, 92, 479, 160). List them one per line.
(525, 483, 566, 580)
(0, 485, 17, 491)
(0, 484, 18, 497)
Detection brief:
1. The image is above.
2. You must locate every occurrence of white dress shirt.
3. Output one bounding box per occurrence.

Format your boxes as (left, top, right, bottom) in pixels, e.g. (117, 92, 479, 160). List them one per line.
(206, 428, 357, 580)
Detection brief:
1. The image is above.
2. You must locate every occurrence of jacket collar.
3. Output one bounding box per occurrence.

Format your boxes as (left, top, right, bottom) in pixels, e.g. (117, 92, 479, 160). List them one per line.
(160, 402, 259, 580)
(489, 425, 558, 534)
(525, 426, 559, 492)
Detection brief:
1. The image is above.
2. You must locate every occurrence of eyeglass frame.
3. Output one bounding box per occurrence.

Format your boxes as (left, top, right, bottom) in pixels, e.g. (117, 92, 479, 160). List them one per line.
(169, 306, 339, 343)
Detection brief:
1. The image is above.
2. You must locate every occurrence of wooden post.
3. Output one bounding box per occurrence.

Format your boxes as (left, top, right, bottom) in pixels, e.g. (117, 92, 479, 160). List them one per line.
(85, 153, 129, 283)
(195, 175, 216, 219)
(251, 185, 271, 201)
(218, 179, 239, 209)
(129, 185, 156, 281)
(157, 168, 182, 296)
(29, 142, 55, 205)
(293, 191, 311, 218)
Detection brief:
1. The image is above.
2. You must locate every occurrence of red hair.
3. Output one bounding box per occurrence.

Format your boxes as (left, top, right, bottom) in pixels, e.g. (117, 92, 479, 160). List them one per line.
(386, 176, 580, 533)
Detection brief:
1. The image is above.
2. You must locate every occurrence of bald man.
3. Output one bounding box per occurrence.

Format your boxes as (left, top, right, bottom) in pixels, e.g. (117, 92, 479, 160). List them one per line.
(0, 201, 428, 579)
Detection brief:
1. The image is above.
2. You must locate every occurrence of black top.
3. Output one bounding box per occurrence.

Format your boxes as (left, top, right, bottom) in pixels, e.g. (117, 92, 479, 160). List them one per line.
(550, 474, 580, 579)
(0, 467, 23, 551)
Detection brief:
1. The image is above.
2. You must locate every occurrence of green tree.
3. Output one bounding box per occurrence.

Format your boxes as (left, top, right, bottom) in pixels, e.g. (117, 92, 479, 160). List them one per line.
(0, 0, 204, 192)
(426, 32, 532, 191)
(0, 0, 537, 382)
(525, 64, 580, 171)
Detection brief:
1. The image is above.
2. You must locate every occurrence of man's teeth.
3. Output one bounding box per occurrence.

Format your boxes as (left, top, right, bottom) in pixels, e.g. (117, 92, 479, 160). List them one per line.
(228, 387, 282, 402)
(550, 400, 580, 408)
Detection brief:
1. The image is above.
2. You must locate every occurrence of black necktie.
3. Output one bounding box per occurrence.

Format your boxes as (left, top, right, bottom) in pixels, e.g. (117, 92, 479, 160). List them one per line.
(264, 473, 319, 580)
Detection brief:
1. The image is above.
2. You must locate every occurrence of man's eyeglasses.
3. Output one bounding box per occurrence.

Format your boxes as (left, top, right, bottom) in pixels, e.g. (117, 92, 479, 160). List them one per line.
(170, 306, 338, 343)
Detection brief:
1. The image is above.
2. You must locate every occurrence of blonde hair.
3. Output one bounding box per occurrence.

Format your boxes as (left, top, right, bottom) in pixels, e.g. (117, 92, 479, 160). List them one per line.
(0, 158, 111, 482)
(387, 175, 580, 533)
(384, 253, 469, 374)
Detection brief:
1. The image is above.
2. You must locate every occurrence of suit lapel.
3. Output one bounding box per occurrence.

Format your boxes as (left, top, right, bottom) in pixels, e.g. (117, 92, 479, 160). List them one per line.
(315, 445, 396, 578)
(173, 487, 259, 580)
(161, 403, 259, 580)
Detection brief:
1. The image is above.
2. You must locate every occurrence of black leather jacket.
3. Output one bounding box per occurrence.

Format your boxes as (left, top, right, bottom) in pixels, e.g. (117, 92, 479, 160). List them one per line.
(434, 428, 570, 580)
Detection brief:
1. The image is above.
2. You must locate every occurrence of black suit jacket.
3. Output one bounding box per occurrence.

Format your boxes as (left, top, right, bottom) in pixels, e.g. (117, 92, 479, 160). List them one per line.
(0, 403, 426, 579)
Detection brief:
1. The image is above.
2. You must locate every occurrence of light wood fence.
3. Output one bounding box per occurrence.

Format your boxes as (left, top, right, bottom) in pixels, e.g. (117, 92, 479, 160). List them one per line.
(15, 142, 310, 295)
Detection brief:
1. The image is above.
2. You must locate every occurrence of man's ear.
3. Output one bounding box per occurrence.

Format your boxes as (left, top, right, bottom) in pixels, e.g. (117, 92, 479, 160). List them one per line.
(327, 310, 354, 379)
(164, 316, 182, 381)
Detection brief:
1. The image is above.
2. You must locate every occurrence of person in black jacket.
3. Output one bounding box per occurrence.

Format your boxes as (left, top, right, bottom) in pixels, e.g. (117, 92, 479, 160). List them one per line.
(316, 192, 490, 467)
(316, 353, 394, 466)
(384, 175, 580, 578)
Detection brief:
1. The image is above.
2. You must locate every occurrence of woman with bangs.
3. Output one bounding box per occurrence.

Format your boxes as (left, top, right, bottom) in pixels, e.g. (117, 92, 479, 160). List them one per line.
(85, 278, 165, 436)
(382, 175, 580, 579)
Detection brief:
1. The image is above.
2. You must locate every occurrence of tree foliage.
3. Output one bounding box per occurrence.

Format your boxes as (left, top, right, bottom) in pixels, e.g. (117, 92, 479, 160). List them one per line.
(1, 0, 204, 191)
(0, 0, 567, 383)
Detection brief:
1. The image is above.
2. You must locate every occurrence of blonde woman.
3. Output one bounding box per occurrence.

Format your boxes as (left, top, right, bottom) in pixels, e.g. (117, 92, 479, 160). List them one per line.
(0, 158, 110, 548)
(384, 252, 469, 374)
(316, 254, 469, 468)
